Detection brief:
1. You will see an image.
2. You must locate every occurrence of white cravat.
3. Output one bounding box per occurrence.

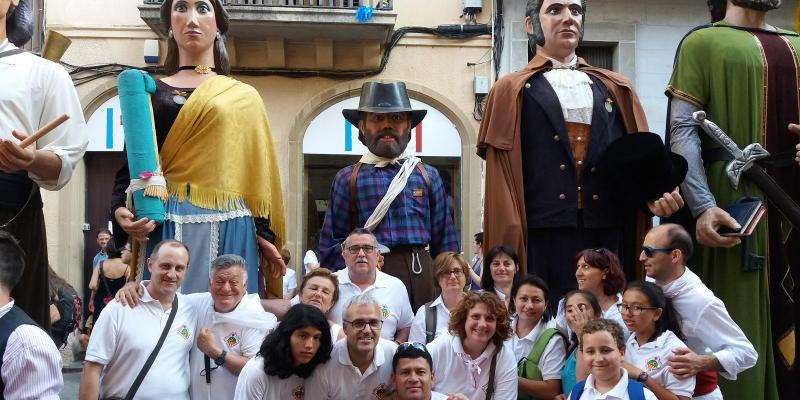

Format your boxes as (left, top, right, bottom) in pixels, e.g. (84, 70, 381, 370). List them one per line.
(543, 56, 594, 125)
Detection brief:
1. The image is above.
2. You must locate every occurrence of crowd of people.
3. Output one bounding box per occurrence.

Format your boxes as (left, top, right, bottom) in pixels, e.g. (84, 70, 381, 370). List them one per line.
(1, 0, 799, 399)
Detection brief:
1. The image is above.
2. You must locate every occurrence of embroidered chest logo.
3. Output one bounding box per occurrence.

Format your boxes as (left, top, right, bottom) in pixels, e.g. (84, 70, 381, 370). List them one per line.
(224, 332, 240, 348)
(379, 304, 391, 319)
(646, 356, 662, 371)
(176, 324, 190, 340)
(413, 188, 424, 197)
(291, 384, 304, 400)
(372, 383, 392, 399)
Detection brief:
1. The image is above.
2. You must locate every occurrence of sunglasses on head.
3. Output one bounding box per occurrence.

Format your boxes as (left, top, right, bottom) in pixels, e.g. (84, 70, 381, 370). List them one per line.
(641, 245, 676, 258)
(398, 341, 430, 354)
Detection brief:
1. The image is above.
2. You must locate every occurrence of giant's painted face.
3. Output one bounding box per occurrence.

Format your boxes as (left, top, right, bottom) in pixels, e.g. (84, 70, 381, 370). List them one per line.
(359, 112, 412, 158)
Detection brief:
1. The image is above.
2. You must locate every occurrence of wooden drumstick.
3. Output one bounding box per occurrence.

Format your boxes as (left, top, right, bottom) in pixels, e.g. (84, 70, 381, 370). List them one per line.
(18, 113, 70, 148)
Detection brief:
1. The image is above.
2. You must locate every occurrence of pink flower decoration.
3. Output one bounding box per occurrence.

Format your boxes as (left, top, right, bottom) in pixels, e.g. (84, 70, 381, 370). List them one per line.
(139, 171, 154, 180)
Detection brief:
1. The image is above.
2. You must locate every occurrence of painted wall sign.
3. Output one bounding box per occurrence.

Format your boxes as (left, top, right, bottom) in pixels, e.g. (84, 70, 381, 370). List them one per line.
(302, 97, 462, 157)
(86, 95, 124, 152)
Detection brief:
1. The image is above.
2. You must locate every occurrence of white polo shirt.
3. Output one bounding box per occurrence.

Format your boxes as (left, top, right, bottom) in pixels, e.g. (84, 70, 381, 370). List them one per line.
(304, 338, 398, 399)
(428, 333, 517, 400)
(624, 330, 695, 398)
(233, 356, 304, 400)
(409, 295, 451, 343)
(660, 267, 757, 381)
(85, 282, 198, 400)
(573, 368, 658, 400)
(508, 317, 567, 380)
(187, 293, 277, 400)
(329, 269, 413, 340)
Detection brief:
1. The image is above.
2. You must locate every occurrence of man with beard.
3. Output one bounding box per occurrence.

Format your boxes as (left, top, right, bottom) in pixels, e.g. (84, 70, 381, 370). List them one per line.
(0, 0, 87, 330)
(666, 1, 796, 398)
(477, 0, 683, 304)
(304, 293, 399, 399)
(318, 81, 459, 310)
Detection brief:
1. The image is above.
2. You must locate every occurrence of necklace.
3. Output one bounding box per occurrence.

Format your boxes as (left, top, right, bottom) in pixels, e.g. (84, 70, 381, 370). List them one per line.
(172, 89, 188, 105)
(178, 65, 216, 74)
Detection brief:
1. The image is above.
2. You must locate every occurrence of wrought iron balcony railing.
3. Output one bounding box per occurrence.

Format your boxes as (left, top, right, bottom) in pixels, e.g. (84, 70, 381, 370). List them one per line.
(142, 0, 392, 10)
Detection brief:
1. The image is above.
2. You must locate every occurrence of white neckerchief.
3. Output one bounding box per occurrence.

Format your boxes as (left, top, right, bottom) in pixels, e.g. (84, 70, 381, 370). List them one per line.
(543, 56, 594, 125)
(458, 348, 490, 389)
(358, 151, 421, 232)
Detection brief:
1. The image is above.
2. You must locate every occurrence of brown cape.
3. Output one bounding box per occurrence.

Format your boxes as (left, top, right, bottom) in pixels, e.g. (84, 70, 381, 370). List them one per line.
(476, 54, 650, 273)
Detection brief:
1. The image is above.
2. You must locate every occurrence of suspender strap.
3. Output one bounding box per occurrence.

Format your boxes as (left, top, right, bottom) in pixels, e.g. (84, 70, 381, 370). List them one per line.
(414, 162, 431, 189)
(125, 295, 178, 400)
(424, 301, 436, 344)
(484, 345, 501, 400)
(0, 48, 26, 59)
(349, 162, 364, 230)
(569, 380, 587, 400)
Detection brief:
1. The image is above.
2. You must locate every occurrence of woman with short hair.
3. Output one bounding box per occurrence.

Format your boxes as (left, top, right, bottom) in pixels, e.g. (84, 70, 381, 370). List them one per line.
(409, 252, 469, 344)
(234, 304, 333, 399)
(297, 268, 345, 340)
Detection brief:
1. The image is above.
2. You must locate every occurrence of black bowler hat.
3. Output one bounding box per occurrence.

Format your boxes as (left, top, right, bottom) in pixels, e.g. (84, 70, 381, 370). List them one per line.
(343, 82, 427, 128)
(599, 132, 688, 206)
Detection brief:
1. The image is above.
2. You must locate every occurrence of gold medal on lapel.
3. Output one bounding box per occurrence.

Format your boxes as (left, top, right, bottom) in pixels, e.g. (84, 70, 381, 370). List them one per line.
(605, 98, 614, 113)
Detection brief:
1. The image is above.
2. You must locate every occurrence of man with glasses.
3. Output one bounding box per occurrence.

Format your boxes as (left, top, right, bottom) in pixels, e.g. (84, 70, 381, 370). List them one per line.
(305, 293, 399, 399)
(391, 342, 447, 400)
(318, 81, 459, 311)
(640, 223, 756, 399)
(327, 228, 413, 342)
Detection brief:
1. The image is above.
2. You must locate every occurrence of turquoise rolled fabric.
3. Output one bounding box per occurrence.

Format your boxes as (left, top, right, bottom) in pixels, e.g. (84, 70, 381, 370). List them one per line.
(117, 69, 165, 224)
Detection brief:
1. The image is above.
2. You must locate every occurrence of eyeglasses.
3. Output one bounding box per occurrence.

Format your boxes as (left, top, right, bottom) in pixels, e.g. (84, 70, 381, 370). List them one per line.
(617, 303, 659, 316)
(344, 318, 383, 330)
(641, 245, 676, 258)
(344, 245, 376, 254)
(442, 269, 464, 278)
(398, 341, 430, 353)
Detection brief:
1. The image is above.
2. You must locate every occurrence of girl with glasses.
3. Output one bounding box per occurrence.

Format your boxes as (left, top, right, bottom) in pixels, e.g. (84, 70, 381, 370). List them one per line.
(556, 248, 629, 342)
(409, 252, 469, 344)
(234, 304, 333, 399)
(427, 291, 517, 399)
(619, 281, 695, 400)
(511, 275, 568, 400)
(481, 246, 521, 308)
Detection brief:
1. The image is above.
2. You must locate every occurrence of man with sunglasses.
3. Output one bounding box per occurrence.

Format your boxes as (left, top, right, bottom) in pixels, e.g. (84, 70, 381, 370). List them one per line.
(640, 224, 756, 399)
(391, 342, 448, 400)
(305, 293, 399, 399)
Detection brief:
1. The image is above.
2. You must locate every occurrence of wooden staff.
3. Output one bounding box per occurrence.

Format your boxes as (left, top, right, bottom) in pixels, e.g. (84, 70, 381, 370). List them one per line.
(18, 113, 70, 148)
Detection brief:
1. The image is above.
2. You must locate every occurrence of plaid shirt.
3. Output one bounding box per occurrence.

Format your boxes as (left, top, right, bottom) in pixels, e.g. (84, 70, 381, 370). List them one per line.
(319, 161, 460, 270)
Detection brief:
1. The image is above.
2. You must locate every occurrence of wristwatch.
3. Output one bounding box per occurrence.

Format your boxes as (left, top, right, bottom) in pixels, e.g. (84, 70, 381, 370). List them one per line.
(214, 349, 228, 366)
(636, 371, 649, 383)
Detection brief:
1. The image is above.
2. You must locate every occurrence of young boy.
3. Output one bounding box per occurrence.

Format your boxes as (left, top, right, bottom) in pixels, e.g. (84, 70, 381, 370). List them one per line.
(570, 319, 657, 400)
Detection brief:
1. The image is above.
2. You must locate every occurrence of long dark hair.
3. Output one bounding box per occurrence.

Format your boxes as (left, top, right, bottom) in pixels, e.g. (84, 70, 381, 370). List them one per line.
(481, 246, 521, 294)
(563, 289, 602, 348)
(160, 0, 231, 76)
(104, 240, 123, 259)
(509, 274, 552, 322)
(258, 304, 333, 379)
(624, 281, 685, 342)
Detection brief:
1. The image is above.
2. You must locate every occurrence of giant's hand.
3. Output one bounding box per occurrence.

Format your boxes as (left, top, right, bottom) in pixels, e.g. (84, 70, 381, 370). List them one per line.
(114, 206, 156, 242)
(696, 206, 741, 248)
(0, 131, 36, 172)
(647, 187, 684, 217)
(790, 123, 800, 167)
(257, 236, 286, 279)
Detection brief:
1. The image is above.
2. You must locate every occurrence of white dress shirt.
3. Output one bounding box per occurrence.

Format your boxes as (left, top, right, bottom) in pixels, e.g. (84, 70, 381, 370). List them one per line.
(0, 301, 62, 399)
(0, 39, 87, 190)
(660, 267, 757, 380)
(574, 368, 658, 400)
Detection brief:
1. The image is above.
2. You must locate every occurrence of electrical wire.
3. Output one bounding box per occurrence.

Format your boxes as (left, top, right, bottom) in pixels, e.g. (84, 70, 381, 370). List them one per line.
(63, 24, 491, 85)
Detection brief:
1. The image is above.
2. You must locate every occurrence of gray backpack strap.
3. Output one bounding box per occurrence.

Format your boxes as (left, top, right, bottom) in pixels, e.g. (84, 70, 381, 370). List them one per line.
(424, 301, 436, 344)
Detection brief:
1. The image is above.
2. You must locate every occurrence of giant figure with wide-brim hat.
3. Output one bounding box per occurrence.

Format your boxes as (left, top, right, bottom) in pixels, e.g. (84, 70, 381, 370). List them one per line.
(476, 0, 684, 318)
(319, 81, 459, 314)
(666, 0, 792, 397)
(0, 0, 87, 332)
